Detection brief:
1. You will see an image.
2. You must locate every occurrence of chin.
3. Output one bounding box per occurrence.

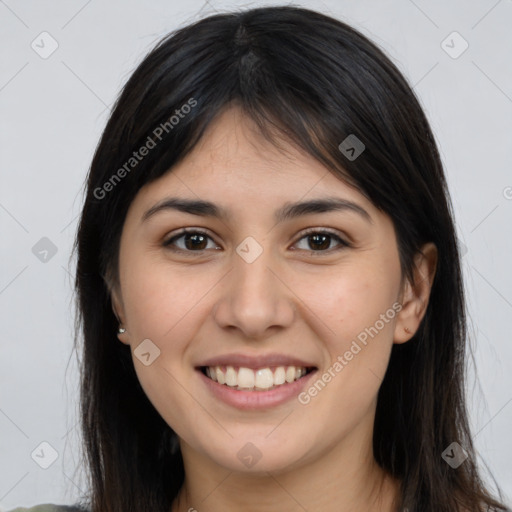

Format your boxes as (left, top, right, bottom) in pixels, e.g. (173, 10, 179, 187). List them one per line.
(197, 435, 311, 474)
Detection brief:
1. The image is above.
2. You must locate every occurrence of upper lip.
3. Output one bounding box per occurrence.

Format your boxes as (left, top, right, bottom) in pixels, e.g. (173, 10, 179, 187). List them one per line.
(197, 353, 317, 370)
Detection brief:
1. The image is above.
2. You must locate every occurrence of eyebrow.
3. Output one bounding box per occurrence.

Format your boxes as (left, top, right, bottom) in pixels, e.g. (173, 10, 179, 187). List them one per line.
(141, 196, 372, 224)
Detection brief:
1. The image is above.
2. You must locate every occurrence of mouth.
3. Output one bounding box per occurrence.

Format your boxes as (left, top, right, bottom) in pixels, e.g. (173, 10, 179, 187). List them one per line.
(198, 365, 317, 392)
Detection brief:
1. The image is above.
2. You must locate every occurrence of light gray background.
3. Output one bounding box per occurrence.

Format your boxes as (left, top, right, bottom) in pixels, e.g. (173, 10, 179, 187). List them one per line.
(1, 0, 511, 509)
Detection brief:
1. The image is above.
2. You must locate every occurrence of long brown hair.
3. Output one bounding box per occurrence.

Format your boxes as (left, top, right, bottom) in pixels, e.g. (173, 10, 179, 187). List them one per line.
(73, 6, 509, 511)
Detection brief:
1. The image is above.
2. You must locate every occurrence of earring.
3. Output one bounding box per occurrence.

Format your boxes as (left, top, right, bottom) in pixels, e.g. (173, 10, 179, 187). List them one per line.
(118, 326, 126, 334)
(404, 327, 411, 334)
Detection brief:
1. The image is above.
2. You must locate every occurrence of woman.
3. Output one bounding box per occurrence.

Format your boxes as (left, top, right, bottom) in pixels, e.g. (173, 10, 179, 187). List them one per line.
(9, 5, 510, 512)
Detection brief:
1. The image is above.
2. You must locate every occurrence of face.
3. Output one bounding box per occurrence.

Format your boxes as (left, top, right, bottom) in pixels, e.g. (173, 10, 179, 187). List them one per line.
(111, 106, 426, 475)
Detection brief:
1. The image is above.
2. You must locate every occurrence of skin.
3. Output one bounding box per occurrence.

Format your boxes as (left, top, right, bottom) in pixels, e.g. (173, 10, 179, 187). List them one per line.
(111, 106, 437, 512)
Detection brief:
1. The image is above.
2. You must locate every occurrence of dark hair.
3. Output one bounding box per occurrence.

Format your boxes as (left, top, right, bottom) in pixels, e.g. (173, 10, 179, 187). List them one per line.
(73, 5, 508, 512)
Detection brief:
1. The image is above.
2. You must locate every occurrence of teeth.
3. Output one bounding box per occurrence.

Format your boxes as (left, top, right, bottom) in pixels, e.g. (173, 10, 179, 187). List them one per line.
(274, 366, 286, 385)
(255, 368, 273, 389)
(238, 367, 255, 388)
(215, 367, 225, 385)
(225, 366, 237, 386)
(204, 365, 310, 391)
(285, 366, 296, 383)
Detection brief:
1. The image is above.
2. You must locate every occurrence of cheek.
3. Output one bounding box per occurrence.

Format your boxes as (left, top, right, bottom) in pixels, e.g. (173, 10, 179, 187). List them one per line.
(310, 265, 398, 344)
(121, 251, 212, 340)
(302, 261, 399, 397)
(118, 254, 206, 432)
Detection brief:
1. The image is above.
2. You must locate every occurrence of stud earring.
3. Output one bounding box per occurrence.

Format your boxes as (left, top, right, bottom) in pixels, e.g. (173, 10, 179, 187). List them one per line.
(404, 327, 411, 334)
(118, 326, 126, 334)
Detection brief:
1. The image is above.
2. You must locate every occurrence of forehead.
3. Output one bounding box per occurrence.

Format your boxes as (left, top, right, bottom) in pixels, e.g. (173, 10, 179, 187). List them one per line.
(134, 106, 375, 215)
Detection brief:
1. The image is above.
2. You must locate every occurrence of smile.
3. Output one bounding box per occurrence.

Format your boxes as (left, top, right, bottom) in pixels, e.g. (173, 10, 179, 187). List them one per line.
(201, 365, 315, 391)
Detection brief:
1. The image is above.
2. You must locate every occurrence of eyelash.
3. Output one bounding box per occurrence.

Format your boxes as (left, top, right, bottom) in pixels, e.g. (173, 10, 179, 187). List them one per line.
(162, 227, 351, 255)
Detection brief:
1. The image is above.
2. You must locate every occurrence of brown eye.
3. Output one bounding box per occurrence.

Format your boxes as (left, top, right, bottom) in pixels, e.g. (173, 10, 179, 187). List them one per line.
(163, 229, 220, 253)
(162, 228, 350, 256)
(293, 230, 350, 253)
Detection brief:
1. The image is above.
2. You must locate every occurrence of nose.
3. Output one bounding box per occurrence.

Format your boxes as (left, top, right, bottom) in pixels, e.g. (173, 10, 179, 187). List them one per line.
(212, 242, 296, 340)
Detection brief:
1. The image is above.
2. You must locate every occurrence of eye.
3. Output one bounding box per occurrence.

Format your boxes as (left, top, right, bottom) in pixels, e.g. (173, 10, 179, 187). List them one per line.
(162, 227, 350, 255)
(292, 228, 350, 253)
(163, 229, 220, 253)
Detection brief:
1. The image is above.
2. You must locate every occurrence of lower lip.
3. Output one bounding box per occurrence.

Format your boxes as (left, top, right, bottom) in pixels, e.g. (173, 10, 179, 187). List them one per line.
(197, 368, 317, 410)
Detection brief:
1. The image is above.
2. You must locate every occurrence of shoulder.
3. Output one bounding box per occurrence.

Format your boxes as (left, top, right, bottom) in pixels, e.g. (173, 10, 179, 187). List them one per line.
(6, 504, 88, 512)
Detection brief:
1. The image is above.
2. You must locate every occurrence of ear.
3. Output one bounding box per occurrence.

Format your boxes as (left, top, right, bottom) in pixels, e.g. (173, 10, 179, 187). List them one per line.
(393, 242, 438, 344)
(111, 285, 130, 345)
